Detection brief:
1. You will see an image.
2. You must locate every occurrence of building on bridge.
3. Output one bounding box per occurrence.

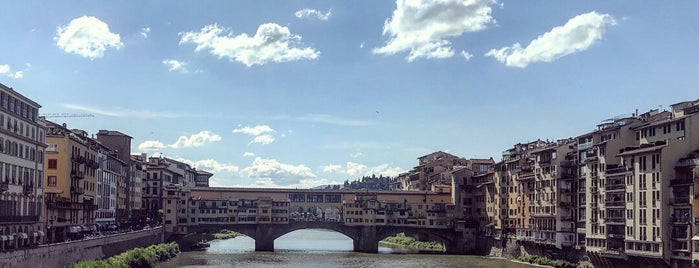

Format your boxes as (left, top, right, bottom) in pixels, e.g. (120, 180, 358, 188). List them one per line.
(161, 186, 473, 252)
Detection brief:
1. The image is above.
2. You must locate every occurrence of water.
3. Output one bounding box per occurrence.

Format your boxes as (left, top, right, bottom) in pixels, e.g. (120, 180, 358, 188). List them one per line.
(159, 229, 533, 268)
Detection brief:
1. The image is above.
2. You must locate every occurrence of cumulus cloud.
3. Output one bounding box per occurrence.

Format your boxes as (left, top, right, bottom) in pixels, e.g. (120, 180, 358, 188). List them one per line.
(250, 134, 275, 145)
(460, 50, 473, 61)
(0, 64, 23, 79)
(373, 0, 497, 61)
(174, 157, 239, 173)
(233, 125, 275, 136)
(140, 27, 151, 38)
(169, 131, 221, 148)
(321, 164, 343, 173)
(242, 157, 316, 185)
(321, 162, 404, 177)
(295, 8, 332, 20)
(233, 125, 276, 145)
(162, 59, 188, 73)
(138, 140, 165, 151)
(485, 11, 616, 68)
(179, 23, 319, 67)
(55, 16, 123, 59)
(243, 152, 256, 157)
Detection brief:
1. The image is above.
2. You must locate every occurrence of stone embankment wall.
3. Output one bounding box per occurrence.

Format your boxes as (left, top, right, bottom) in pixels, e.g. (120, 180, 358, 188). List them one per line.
(0, 227, 163, 268)
(482, 236, 586, 264)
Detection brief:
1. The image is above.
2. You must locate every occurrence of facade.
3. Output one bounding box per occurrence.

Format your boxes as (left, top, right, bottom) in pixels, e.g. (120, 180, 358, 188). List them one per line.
(95, 130, 132, 227)
(0, 83, 46, 250)
(144, 156, 200, 225)
(44, 122, 99, 242)
(195, 170, 213, 187)
(129, 153, 147, 226)
(95, 144, 125, 230)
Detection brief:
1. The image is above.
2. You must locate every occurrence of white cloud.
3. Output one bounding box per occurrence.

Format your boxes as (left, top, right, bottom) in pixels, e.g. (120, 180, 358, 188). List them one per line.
(346, 162, 368, 176)
(485, 11, 616, 68)
(169, 131, 221, 148)
(321, 164, 343, 173)
(460, 50, 473, 61)
(138, 140, 165, 151)
(162, 59, 188, 73)
(140, 27, 151, 38)
(63, 103, 181, 118)
(243, 152, 256, 157)
(373, 0, 497, 61)
(179, 23, 320, 67)
(174, 157, 239, 173)
(321, 162, 404, 177)
(242, 157, 316, 185)
(295, 8, 332, 21)
(250, 134, 275, 145)
(55, 16, 123, 59)
(350, 152, 363, 158)
(0, 64, 23, 79)
(233, 125, 275, 136)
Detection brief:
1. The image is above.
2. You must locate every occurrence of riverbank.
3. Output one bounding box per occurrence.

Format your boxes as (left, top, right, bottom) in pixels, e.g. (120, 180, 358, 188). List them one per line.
(380, 233, 443, 251)
(176, 230, 240, 251)
(69, 242, 179, 268)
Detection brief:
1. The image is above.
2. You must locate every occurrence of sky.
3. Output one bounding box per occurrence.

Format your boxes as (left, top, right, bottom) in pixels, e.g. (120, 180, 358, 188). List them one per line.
(2, 1, 698, 188)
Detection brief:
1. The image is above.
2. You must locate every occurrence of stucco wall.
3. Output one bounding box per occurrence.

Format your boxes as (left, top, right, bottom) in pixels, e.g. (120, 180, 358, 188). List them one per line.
(0, 227, 163, 268)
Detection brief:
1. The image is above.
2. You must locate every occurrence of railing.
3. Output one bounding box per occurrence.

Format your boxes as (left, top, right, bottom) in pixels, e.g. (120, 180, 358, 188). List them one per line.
(71, 187, 85, 195)
(71, 171, 84, 180)
(0, 181, 8, 191)
(607, 232, 625, 238)
(670, 179, 693, 186)
(559, 201, 574, 208)
(604, 216, 625, 223)
(560, 227, 574, 232)
(606, 166, 632, 175)
(0, 215, 39, 223)
(676, 158, 699, 167)
(578, 142, 593, 150)
(605, 184, 626, 191)
(560, 215, 574, 221)
(671, 197, 690, 204)
(605, 200, 625, 207)
(674, 217, 691, 224)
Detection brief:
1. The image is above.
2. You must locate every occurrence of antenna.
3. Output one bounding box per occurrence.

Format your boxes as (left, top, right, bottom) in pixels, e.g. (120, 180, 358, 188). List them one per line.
(40, 113, 95, 118)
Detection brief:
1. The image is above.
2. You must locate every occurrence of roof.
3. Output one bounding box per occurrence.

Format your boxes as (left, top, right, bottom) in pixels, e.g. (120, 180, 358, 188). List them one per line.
(0, 82, 41, 108)
(417, 151, 458, 160)
(617, 144, 667, 157)
(97, 130, 133, 139)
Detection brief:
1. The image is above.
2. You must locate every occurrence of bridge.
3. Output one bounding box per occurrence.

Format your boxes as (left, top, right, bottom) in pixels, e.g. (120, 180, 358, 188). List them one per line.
(162, 186, 474, 253)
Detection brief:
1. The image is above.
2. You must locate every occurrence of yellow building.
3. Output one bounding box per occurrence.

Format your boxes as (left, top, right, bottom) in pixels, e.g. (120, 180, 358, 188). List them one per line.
(44, 121, 99, 242)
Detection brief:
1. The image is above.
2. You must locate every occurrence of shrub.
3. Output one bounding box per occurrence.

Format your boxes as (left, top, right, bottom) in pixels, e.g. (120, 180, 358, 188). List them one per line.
(69, 242, 180, 268)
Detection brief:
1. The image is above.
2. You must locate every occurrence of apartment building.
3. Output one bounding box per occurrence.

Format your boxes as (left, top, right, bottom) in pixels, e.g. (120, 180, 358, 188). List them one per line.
(0, 83, 46, 250)
(95, 130, 133, 226)
(392, 151, 470, 191)
(145, 156, 199, 225)
(44, 122, 99, 242)
(129, 153, 146, 226)
(194, 170, 213, 187)
(95, 143, 125, 230)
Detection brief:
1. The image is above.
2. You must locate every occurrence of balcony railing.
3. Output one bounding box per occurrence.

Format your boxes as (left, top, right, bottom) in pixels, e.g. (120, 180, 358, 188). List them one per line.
(560, 215, 574, 222)
(23, 185, 33, 194)
(559, 201, 574, 208)
(605, 184, 626, 191)
(671, 197, 690, 205)
(0, 181, 8, 191)
(0, 215, 39, 223)
(676, 158, 699, 167)
(71, 187, 85, 195)
(578, 142, 593, 150)
(604, 216, 625, 223)
(605, 200, 625, 207)
(606, 166, 632, 175)
(607, 232, 625, 239)
(71, 171, 85, 180)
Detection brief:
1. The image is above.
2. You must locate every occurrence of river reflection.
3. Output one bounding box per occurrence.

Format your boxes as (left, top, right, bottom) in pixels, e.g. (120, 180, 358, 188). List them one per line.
(158, 229, 533, 268)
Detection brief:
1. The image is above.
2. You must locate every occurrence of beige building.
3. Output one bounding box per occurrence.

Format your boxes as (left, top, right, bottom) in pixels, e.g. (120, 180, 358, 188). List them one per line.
(0, 83, 46, 250)
(129, 153, 146, 225)
(44, 122, 99, 242)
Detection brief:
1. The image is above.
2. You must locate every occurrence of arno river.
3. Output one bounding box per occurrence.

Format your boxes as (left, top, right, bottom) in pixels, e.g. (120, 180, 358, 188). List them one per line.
(158, 229, 534, 268)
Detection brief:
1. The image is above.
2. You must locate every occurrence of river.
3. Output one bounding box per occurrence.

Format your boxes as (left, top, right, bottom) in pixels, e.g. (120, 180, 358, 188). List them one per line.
(159, 229, 534, 268)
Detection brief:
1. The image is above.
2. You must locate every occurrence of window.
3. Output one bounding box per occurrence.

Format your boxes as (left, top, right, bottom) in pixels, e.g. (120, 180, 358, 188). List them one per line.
(48, 159, 57, 169)
(48, 176, 57, 186)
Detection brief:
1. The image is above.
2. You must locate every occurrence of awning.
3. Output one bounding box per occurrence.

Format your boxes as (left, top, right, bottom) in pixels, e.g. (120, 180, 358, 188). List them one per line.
(37, 231, 45, 237)
(691, 235, 699, 241)
(0, 235, 7, 241)
(19, 233, 28, 239)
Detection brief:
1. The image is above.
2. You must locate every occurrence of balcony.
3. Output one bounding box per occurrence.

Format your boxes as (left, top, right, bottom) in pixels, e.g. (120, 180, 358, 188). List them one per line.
(606, 166, 632, 175)
(560, 160, 574, 167)
(607, 232, 625, 239)
(604, 216, 625, 224)
(0, 215, 39, 223)
(672, 232, 689, 240)
(23, 185, 33, 195)
(674, 216, 691, 224)
(676, 158, 699, 168)
(46, 200, 83, 210)
(585, 156, 599, 163)
(578, 142, 593, 150)
(83, 204, 98, 210)
(0, 181, 8, 191)
(605, 200, 625, 207)
(671, 197, 690, 205)
(560, 215, 574, 222)
(600, 249, 628, 260)
(559, 201, 574, 208)
(605, 184, 626, 191)
(71, 187, 85, 195)
(71, 171, 85, 180)
(670, 179, 693, 186)
(560, 227, 574, 233)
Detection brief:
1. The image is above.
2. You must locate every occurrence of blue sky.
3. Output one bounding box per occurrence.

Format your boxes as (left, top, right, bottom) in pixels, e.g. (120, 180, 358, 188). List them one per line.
(2, 1, 698, 188)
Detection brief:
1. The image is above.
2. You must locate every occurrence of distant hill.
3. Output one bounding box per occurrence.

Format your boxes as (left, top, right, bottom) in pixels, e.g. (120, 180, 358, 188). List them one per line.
(342, 174, 393, 190)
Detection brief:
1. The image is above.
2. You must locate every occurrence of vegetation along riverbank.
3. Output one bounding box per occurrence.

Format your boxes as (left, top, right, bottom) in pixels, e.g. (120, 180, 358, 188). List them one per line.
(69, 242, 180, 268)
(380, 233, 443, 251)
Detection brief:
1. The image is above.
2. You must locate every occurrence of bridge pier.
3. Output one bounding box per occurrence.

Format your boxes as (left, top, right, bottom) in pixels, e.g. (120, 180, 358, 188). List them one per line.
(353, 226, 379, 253)
(444, 236, 467, 255)
(255, 224, 275, 251)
